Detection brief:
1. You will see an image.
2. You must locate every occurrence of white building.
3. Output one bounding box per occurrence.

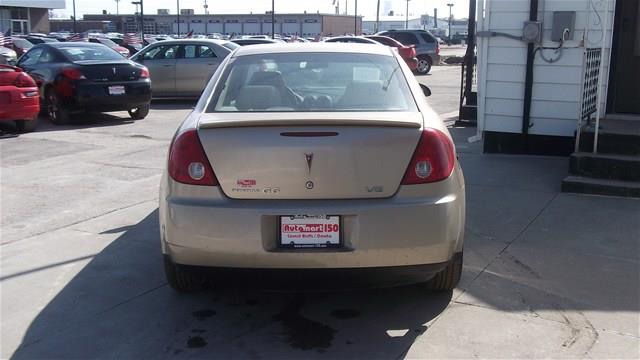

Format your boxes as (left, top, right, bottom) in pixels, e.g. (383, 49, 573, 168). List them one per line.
(474, 0, 639, 197)
(475, 0, 638, 152)
(0, 0, 65, 34)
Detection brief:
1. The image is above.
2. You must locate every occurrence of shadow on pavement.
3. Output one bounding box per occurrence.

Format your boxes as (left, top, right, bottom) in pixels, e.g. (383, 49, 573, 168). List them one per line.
(12, 210, 453, 358)
(151, 98, 198, 110)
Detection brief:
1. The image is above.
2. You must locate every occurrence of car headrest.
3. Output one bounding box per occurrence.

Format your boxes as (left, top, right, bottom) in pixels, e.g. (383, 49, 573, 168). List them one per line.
(235, 85, 281, 110)
(249, 71, 286, 88)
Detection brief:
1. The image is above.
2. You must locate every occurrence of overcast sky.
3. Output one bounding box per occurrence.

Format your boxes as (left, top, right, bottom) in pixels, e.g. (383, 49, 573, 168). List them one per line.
(53, 0, 470, 20)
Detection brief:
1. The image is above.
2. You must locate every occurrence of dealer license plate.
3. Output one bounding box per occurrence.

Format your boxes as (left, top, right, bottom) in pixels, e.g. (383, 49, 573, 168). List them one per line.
(279, 215, 341, 248)
(108, 85, 126, 95)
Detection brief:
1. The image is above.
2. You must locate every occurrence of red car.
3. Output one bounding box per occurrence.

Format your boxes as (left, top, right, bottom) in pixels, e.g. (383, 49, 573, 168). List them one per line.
(89, 38, 130, 57)
(0, 65, 40, 132)
(365, 35, 418, 71)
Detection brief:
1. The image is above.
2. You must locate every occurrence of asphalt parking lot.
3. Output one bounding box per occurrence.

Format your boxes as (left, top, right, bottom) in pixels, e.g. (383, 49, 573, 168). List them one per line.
(1, 66, 639, 358)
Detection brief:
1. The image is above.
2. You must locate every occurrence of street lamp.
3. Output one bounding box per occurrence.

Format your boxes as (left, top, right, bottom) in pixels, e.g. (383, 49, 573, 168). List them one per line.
(271, 0, 275, 39)
(203, 0, 208, 35)
(447, 3, 454, 40)
(354, 0, 358, 35)
(405, 0, 410, 30)
(132, 0, 144, 39)
(114, 0, 120, 15)
(72, 0, 77, 33)
(176, 0, 180, 35)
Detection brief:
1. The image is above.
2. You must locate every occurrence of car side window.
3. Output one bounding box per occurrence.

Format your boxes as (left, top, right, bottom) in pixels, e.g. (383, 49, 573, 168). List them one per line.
(143, 45, 179, 60)
(182, 45, 197, 59)
(392, 32, 419, 45)
(19, 48, 43, 66)
(420, 33, 435, 43)
(198, 45, 216, 58)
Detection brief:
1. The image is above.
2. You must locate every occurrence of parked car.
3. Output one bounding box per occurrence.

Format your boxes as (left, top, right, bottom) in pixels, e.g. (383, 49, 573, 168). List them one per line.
(159, 43, 465, 292)
(323, 36, 379, 44)
(17, 42, 151, 124)
(109, 37, 142, 56)
(88, 37, 130, 57)
(231, 38, 282, 46)
(376, 29, 440, 74)
(9, 37, 34, 57)
(0, 65, 40, 132)
(365, 35, 418, 72)
(19, 36, 58, 44)
(0, 47, 18, 65)
(130, 39, 238, 97)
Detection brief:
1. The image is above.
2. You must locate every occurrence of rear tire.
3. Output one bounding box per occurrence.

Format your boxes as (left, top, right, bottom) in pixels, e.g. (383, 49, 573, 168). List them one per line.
(46, 89, 70, 125)
(128, 104, 150, 120)
(426, 252, 463, 291)
(416, 56, 433, 75)
(15, 118, 38, 133)
(164, 256, 206, 292)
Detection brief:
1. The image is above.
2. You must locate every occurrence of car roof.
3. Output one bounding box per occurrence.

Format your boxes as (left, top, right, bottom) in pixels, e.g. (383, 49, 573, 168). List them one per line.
(45, 42, 106, 48)
(233, 42, 393, 57)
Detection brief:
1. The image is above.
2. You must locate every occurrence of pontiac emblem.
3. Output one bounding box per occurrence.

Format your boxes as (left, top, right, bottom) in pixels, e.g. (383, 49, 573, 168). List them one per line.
(304, 153, 313, 174)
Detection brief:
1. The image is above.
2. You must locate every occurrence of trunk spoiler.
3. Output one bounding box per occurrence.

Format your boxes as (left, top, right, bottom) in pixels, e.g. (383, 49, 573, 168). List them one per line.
(198, 112, 423, 129)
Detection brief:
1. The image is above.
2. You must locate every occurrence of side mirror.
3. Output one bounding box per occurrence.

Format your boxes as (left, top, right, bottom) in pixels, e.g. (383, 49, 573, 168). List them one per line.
(419, 83, 432, 97)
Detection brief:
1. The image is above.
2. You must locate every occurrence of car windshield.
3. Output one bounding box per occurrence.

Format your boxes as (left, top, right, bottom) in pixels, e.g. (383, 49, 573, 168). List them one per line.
(58, 46, 125, 61)
(13, 38, 33, 48)
(209, 52, 416, 112)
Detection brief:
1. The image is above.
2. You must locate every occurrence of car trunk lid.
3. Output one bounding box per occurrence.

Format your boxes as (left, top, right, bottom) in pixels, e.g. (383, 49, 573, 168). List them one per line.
(74, 60, 142, 82)
(197, 112, 423, 199)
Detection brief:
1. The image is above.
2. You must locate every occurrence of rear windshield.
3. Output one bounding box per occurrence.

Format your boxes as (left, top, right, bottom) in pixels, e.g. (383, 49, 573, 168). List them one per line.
(96, 38, 118, 47)
(221, 41, 240, 51)
(58, 46, 124, 61)
(208, 52, 416, 112)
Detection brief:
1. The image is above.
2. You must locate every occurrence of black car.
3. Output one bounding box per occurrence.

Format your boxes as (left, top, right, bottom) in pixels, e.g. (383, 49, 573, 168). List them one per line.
(17, 42, 151, 124)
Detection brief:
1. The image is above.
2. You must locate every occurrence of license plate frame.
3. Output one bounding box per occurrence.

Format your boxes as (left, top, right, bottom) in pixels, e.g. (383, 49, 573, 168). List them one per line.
(278, 215, 342, 249)
(108, 85, 126, 96)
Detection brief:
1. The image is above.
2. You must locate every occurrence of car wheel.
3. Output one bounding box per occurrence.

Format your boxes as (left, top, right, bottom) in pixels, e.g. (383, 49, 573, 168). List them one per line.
(164, 256, 206, 292)
(416, 56, 432, 75)
(426, 252, 463, 291)
(46, 89, 70, 125)
(15, 118, 38, 133)
(128, 104, 150, 120)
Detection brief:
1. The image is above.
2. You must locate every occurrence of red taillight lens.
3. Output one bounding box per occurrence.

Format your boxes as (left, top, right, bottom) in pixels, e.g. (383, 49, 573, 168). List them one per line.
(14, 73, 36, 87)
(62, 68, 86, 80)
(139, 66, 150, 78)
(168, 129, 218, 186)
(401, 128, 455, 185)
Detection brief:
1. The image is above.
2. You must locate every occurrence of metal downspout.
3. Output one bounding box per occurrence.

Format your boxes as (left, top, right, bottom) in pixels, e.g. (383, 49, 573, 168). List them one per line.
(522, 0, 539, 150)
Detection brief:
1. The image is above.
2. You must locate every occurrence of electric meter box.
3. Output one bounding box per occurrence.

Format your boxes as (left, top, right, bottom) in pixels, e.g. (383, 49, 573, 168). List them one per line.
(552, 11, 576, 41)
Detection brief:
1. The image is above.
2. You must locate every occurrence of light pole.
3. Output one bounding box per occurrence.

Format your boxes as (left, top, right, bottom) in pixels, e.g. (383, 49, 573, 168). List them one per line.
(354, 0, 357, 35)
(405, 0, 410, 29)
(132, 1, 143, 38)
(447, 3, 454, 40)
(114, 0, 120, 15)
(375, 0, 380, 33)
(72, 0, 77, 33)
(271, 0, 275, 39)
(176, 0, 180, 35)
(203, 0, 208, 35)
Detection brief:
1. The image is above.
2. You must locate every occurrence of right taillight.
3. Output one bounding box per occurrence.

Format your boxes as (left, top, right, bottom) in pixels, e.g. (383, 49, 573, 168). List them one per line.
(168, 129, 218, 186)
(401, 128, 455, 185)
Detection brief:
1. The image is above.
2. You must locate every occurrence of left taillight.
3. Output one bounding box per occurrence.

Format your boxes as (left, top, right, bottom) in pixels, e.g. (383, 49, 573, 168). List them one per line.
(139, 66, 150, 79)
(62, 67, 86, 80)
(401, 128, 455, 185)
(168, 129, 218, 186)
(14, 73, 36, 87)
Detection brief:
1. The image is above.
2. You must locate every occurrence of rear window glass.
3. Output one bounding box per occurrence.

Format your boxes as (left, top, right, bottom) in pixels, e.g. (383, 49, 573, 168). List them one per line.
(208, 52, 417, 113)
(58, 46, 124, 61)
(222, 41, 240, 51)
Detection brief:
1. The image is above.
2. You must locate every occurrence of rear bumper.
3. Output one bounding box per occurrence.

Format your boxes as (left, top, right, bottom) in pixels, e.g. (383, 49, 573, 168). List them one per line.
(404, 57, 418, 71)
(160, 167, 466, 270)
(170, 255, 459, 289)
(64, 80, 151, 112)
(0, 86, 39, 121)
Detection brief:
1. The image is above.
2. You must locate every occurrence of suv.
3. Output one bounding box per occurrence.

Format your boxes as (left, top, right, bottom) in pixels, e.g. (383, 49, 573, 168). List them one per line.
(376, 29, 440, 74)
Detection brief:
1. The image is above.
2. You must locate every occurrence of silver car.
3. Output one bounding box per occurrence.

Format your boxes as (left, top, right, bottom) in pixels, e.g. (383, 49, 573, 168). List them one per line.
(131, 39, 239, 97)
(159, 43, 465, 291)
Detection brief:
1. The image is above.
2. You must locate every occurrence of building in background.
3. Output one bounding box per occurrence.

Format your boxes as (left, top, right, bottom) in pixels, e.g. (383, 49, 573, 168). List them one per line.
(69, 12, 361, 37)
(0, 0, 65, 34)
